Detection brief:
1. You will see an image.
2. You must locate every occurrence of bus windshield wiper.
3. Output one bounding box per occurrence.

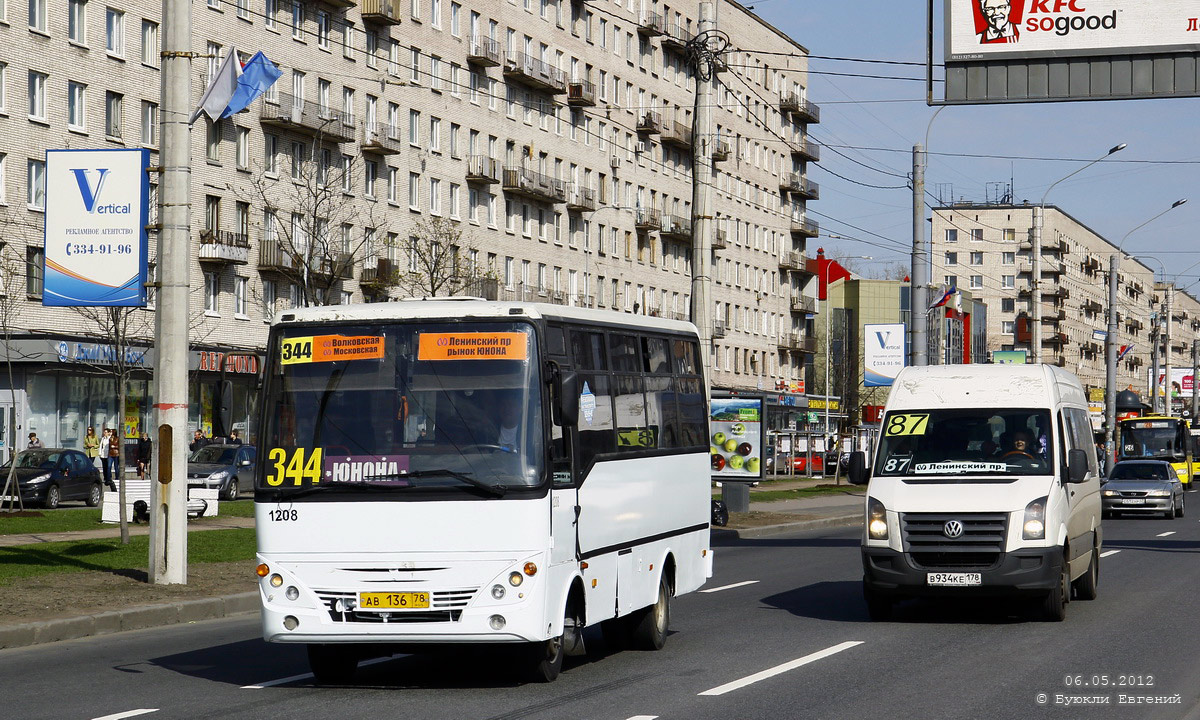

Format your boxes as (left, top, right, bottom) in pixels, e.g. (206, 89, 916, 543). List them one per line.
(401, 469, 508, 497)
(271, 479, 415, 501)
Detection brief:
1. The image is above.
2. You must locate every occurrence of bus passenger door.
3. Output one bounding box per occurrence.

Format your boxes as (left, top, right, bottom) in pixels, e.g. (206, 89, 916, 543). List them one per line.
(549, 395, 578, 568)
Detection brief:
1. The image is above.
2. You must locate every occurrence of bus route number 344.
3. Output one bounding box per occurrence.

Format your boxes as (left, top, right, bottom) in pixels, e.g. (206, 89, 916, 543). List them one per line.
(266, 447, 325, 486)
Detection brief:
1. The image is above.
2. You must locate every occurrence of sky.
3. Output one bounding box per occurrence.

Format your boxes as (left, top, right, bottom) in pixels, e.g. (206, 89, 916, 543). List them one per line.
(751, 1, 1200, 289)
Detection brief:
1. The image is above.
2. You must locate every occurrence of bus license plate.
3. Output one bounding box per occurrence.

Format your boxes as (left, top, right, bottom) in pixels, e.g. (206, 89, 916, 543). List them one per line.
(927, 572, 981, 587)
(1122, 499, 1146, 505)
(358, 592, 431, 610)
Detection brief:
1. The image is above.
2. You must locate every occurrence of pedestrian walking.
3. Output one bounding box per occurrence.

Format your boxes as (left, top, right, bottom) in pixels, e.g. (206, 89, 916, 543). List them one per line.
(136, 432, 152, 480)
(106, 428, 121, 490)
(27, 432, 42, 449)
(100, 428, 113, 488)
(83, 426, 100, 467)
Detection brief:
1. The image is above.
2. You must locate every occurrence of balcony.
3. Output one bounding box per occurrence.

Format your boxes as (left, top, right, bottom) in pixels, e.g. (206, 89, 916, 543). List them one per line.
(461, 277, 500, 300)
(567, 80, 597, 106)
(778, 333, 818, 353)
(713, 320, 726, 339)
(661, 120, 693, 149)
(712, 138, 731, 162)
(1043, 332, 1069, 347)
(790, 137, 820, 162)
(467, 37, 502, 67)
(566, 184, 598, 212)
(573, 293, 596, 308)
(360, 258, 398, 288)
(1042, 308, 1067, 322)
(260, 92, 356, 143)
(660, 214, 692, 241)
(309, 253, 355, 280)
(466, 155, 500, 184)
(502, 166, 567, 203)
(637, 111, 663, 134)
(634, 207, 662, 232)
(323, 0, 355, 7)
(790, 214, 819, 237)
(781, 172, 820, 199)
(712, 229, 728, 250)
(361, 122, 402, 155)
(198, 230, 250, 265)
(661, 23, 694, 53)
(1044, 287, 1070, 301)
(1081, 255, 1101, 273)
(1082, 299, 1103, 314)
(502, 51, 566, 94)
(791, 295, 817, 315)
(258, 241, 298, 274)
(779, 251, 806, 272)
(360, 0, 400, 25)
(638, 12, 665, 36)
(1046, 238, 1069, 254)
(781, 93, 821, 124)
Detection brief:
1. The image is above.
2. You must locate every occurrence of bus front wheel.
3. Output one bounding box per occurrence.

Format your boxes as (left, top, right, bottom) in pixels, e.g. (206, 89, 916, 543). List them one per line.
(307, 644, 358, 685)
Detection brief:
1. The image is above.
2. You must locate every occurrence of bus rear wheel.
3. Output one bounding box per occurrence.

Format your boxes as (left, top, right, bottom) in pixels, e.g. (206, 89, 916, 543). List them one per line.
(630, 575, 671, 651)
(307, 644, 358, 685)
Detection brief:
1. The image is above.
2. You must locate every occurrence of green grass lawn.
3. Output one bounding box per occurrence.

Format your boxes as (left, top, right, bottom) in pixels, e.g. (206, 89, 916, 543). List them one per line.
(711, 484, 864, 503)
(0, 498, 256, 535)
(0, 528, 256, 584)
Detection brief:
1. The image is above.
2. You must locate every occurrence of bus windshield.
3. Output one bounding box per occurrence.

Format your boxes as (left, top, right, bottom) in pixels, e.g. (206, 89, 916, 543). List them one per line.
(1120, 419, 1185, 461)
(259, 321, 543, 497)
(875, 408, 1054, 479)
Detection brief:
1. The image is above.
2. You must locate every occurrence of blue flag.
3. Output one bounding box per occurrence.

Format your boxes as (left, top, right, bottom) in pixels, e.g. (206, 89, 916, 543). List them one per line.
(221, 51, 282, 118)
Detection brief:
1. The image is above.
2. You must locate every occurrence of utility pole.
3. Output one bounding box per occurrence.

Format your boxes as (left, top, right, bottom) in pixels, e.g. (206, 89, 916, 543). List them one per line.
(1164, 286, 1173, 417)
(1031, 206, 1043, 364)
(911, 144, 928, 367)
(690, 1, 716, 386)
(1151, 317, 1161, 415)
(149, 0, 192, 584)
(1103, 254, 1119, 475)
(1192, 339, 1199, 422)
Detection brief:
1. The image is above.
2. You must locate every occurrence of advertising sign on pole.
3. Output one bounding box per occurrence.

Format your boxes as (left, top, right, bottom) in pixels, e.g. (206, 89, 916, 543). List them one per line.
(864, 323, 906, 387)
(993, 350, 1028, 365)
(710, 394, 765, 480)
(43, 149, 149, 306)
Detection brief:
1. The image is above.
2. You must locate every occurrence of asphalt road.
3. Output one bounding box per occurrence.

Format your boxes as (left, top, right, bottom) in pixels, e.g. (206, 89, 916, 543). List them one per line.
(4, 512, 1200, 720)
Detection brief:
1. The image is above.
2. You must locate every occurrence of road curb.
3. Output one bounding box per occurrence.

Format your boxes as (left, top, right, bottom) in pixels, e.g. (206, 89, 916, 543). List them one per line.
(0, 591, 259, 651)
(712, 513, 862, 540)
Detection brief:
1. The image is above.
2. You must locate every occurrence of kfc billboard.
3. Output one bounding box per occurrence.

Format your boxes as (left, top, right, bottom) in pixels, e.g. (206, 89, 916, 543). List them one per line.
(947, 0, 1200, 61)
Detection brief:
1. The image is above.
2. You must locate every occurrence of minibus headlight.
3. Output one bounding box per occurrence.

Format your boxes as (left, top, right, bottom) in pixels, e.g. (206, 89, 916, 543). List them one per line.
(867, 497, 888, 541)
(508, 572, 524, 587)
(269, 573, 284, 588)
(1023, 496, 1047, 540)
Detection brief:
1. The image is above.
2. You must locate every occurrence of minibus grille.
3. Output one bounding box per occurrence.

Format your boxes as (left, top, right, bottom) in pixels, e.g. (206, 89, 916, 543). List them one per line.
(901, 512, 1007, 569)
(314, 588, 478, 623)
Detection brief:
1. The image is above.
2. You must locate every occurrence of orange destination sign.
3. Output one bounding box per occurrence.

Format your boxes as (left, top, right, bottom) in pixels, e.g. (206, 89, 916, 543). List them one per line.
(418, 332, 528, 361)
(280, 335, 385, 365)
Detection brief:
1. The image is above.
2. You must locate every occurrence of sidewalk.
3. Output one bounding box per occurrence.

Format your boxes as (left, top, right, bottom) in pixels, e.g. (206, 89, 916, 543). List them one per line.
(0, 487, 861, 651)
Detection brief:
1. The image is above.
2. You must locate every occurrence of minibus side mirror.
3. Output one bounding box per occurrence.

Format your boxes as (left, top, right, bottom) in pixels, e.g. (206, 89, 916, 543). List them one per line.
(1066, 448, 1088, 484)
(847, 451, 869, 485)
(554, 369, 579, 428)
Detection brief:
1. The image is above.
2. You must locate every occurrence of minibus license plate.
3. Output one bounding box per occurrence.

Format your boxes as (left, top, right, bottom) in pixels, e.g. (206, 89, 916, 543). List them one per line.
(927, 572, 981, 587)
(358, 592, 431, 610)
(1122, 499, 1146, 505)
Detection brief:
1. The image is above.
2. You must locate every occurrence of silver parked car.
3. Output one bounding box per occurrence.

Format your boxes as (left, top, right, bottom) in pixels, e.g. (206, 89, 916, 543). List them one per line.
(1102, 460, 1184, 519)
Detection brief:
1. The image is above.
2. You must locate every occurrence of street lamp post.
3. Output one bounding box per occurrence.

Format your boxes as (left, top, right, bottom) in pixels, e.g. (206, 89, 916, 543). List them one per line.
(1104, 199, 1186, 473)
(821, 249, 871, 475)
(1032, 143, 1125, 364)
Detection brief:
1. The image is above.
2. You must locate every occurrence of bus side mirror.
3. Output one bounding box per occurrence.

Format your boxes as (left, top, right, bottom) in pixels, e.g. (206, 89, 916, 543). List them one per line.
(554, 370, 579, 428)
(1067, 448, 1088, 484)
(847, 451, 869, 485)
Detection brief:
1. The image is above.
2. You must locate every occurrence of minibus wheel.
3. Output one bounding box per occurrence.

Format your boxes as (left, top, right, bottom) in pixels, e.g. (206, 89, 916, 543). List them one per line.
(630, 576, 671, 650)
(525, 633, 563, 683)
(1041, 552, 1069, 622)
(1071, 548, 1099, 601)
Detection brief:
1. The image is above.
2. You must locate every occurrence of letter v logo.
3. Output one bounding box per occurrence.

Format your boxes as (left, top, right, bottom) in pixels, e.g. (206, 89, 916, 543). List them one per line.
(70, 168, 109, 212)
(875, 331, 892, 348)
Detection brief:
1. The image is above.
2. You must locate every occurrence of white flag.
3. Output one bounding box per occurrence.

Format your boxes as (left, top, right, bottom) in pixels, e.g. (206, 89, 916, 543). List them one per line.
(190, 47, 241, 125)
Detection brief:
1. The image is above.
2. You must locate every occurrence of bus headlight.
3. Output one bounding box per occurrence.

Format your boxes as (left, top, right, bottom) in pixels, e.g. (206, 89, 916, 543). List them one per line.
(508, 571, 524, 587)
(1023, 496, 1047, 540)
(491, 584, 506, 599)
(488, 614, 506, 630)
(270, 574, 284, 588)
(867, 497, 888, 540)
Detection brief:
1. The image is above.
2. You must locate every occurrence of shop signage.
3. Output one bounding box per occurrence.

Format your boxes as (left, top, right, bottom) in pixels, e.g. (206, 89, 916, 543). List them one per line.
(196, 351, 261, 375)
(56, 340, 148, 367)
(807, 398, 841, 411)
(864, 323, 905, 387)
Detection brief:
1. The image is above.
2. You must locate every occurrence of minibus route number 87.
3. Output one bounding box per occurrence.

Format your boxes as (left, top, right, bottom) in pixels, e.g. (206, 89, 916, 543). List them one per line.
(254, 299, 713, 684)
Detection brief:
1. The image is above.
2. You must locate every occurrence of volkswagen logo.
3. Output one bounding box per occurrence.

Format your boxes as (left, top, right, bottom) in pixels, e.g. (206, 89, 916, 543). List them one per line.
(943, 520, 964, 539)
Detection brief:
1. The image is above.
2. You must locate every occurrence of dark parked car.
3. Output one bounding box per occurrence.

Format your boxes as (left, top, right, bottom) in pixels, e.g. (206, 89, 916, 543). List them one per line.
(187, 444, 256, 501)
(1, 449, 103, 509)
(1102, 459, 1184, 519)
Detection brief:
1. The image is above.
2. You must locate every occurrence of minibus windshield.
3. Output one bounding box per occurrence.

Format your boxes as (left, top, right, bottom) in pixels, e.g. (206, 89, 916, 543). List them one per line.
(875, 408, 1054, 478)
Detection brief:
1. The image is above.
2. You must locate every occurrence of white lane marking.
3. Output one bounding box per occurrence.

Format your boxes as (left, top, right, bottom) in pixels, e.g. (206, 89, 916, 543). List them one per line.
(91, 711, 158, 720)
(698, 641, 863, 697)
(1100, 550, 1121, 558)
(625, 716, 659, 720)
(700, 580, 760, 594)
(1157, 531, 1177, 537)
(242, 655, 401, 688)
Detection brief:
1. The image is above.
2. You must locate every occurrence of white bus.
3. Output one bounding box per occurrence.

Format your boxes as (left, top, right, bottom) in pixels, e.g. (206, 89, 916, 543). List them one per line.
(254, 299, 713, 683)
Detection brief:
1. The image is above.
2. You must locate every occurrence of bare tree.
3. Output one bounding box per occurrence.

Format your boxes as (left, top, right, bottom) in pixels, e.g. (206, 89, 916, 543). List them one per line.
(395, 217, 493, 299)
(234, 136, 385, 307)
(70, 305, 154, 543)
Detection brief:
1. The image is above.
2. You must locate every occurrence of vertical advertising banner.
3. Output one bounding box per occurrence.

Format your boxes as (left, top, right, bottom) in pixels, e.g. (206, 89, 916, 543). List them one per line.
(864, 323, 906, 387)
(710, 395, 765, 480)
(44, 149, 149, 306)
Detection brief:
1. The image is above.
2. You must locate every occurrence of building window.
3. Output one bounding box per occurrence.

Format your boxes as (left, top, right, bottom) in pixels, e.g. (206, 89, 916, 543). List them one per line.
(68, 0, 86, 43)
(104, 91, 123, 138)
(1002, 275, 1015, 289)
(365, 31, 378, 68)
(430, 55, 442, 90)
(408, 172, 420, 209)
(236, 127, 249, 169)
(408, 109, 420, 145)
(970, 228, 983, 242)
(1002, 321, 1015, 335)
(970, 251, 983, 265)
(0, 63, 7, 113)
(944, 251, 957, 266)
(28, 0, 46, 32)
(27, 71, 47, 120)
(139, 101, 157, 146)
(67, 81, 86, 131)
(1001, 298, 1015, 313)
(206, 119, 220, 162)
(291, 0, 303, 40)
(944, 275, 957, 289)
(105, 8, 124, 56)
(26, 246, 44, 297)
(1002, 251, 1015, 265)
(429, 177, 441, 215)
(262, 280, 276, 321)
(969, 275, 983, 289)
(204, 272, 220, 314)
(410, 47, 421, 83)
(316, 10, 330, 49)
(449, 183, 460, 219)
(234, 276, 247, 317)
(27, 158, 45, 209)
(429, 116, 440, 152)
(263, 133, 277, 174)
(945, 228, 957, 243)
(365, 160, 378, 198)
